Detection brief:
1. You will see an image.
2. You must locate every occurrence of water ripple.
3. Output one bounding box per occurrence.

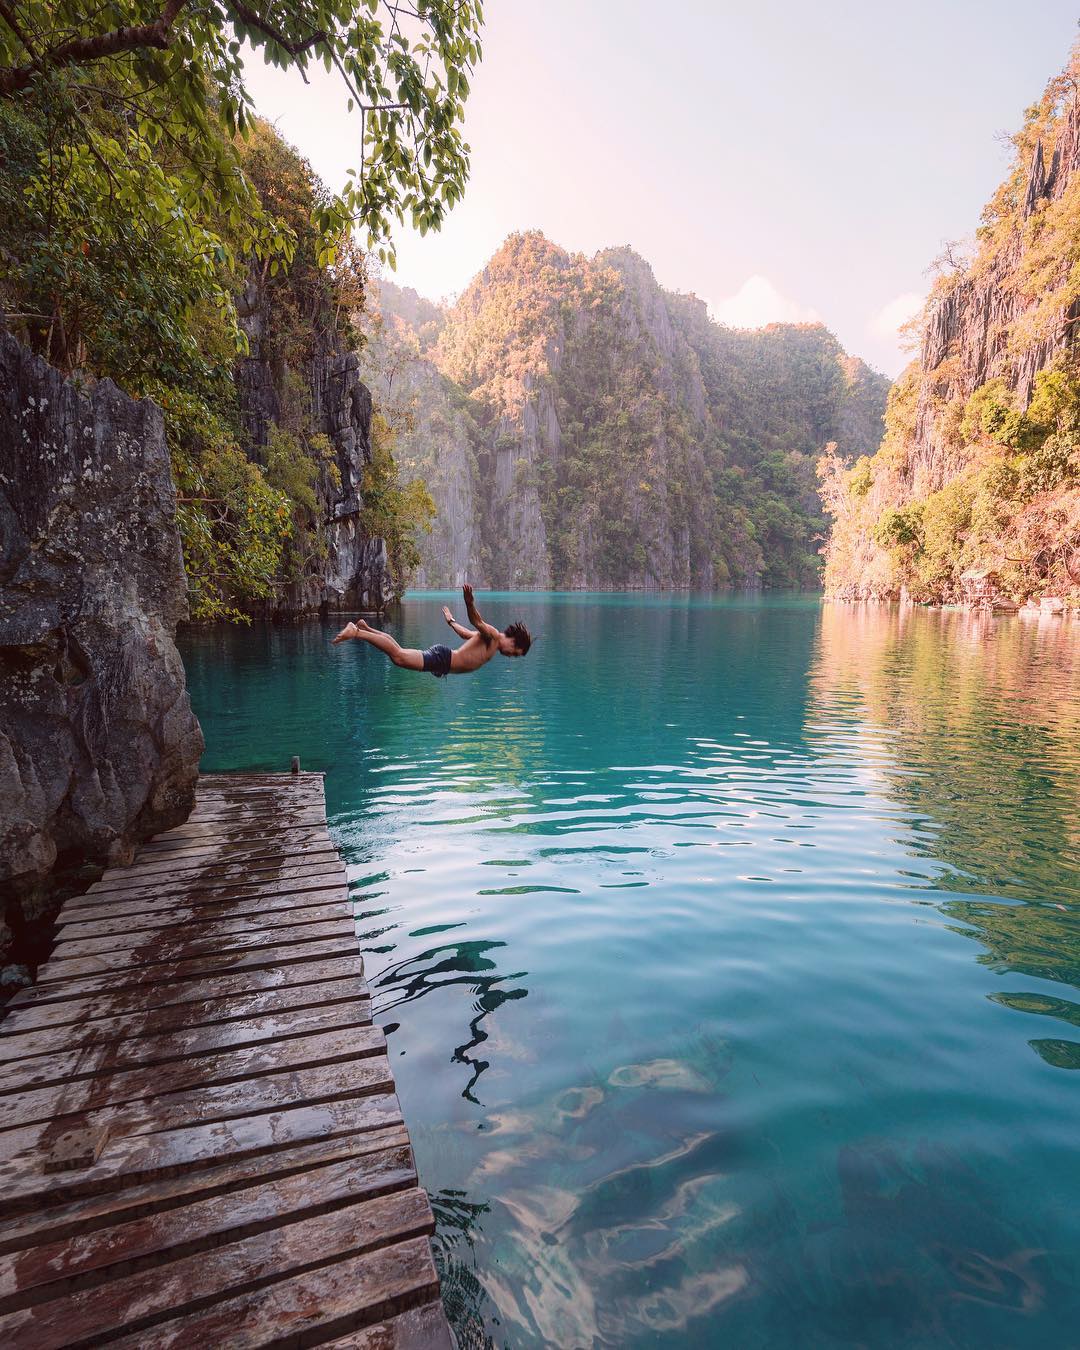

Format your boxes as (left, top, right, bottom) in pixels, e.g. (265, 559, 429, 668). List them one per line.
(182, 595, 1080, 1348)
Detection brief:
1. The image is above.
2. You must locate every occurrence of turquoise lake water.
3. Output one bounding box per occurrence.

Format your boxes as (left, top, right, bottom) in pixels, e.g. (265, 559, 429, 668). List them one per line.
(180, 593, 1080, 1348)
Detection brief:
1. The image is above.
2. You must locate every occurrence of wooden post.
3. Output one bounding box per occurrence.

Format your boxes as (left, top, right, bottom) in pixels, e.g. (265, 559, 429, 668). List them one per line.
(290, 756, 300, 775)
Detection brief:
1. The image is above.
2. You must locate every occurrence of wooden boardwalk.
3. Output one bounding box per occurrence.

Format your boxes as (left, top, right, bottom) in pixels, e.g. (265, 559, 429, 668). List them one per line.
(0, 771, 451, 1348)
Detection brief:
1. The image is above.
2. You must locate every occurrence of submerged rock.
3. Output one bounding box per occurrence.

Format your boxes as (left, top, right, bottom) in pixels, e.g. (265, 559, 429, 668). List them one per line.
(0, 332, 203, 964)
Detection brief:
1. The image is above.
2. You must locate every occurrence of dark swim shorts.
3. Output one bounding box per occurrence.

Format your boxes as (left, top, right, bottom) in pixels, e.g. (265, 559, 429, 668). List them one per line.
(421, 643, 453, 678)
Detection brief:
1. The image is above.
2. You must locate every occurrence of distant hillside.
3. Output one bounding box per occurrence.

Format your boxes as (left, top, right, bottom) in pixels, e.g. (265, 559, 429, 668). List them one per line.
(820, 46, 1080, 609)
(362, 233, 888, 589)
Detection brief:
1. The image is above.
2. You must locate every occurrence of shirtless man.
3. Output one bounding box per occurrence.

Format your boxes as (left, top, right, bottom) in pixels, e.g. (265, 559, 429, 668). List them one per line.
(332, 584, 532, 677)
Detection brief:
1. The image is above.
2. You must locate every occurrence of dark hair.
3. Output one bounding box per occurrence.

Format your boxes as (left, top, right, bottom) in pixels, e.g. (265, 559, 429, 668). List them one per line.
(504, 620, 532, 654)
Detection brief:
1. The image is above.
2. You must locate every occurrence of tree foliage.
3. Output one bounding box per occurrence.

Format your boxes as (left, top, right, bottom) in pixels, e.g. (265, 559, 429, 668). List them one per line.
(1, 2, 473, 619)
(0, 0, 482, 269)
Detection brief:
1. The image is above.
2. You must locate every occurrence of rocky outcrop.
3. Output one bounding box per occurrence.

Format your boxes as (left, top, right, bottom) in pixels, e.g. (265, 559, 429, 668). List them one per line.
(0, 332, 203, 971)
(236, 279, 394, 616)
(820, 46, 1080, 608)
(372, 242, 886, 590)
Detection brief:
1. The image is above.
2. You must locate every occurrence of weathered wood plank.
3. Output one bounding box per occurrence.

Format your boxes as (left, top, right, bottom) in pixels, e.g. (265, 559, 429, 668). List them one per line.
(0, 1001, 374, 1094)
(130, 826, 336, 866)
(0, 984, 370, 1065)
(322, 1302, 454, 1349)
(19, 935, 360, 1004)
(0, 1026, 387, 1136)
(0, 770, 448, 1346)
(88, 835, 336, 882)
(0, 1146, 418, 1310)
(52, 900, 350, 957)
(140, 807, 327, 845)
(1, 958, 365, 1033)
(94, 1234, 439, 1350)
(66, 865, 347, 915)
(37, 919, 356, 984)
(75, 853, 343, 900)
(182, 800, 329, 817)
(138, 824, 331, 859)
(0, 1125, 410, 1256)
(0, 1054, 398, 1171)
(192, 776, 324, 791)
(56, 879, 347, 930)
(0, 1094, 405, 1218)
(90, 840, 337, 886)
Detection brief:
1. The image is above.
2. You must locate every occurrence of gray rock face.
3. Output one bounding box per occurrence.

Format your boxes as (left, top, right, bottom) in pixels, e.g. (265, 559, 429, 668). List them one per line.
(237, 281, 394, 616)
(910, 95, 1080, 498)
(360, 334, 485, 588)
(0, 332, 203, 959)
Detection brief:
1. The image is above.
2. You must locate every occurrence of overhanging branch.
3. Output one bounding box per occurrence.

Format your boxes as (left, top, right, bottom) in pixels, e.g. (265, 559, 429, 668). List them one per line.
(0, 0, 188, 94)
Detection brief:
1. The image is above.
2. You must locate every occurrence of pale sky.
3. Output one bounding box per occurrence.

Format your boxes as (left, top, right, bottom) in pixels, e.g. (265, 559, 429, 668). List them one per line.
(244, 1, 1079, 376)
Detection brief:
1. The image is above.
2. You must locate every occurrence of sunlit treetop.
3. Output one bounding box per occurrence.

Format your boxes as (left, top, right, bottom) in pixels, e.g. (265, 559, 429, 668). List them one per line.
(0, 0, 484, 265)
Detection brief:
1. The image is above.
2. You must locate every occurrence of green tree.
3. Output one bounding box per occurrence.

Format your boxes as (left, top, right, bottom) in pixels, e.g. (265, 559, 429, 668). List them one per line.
(0, 0, 483, 268)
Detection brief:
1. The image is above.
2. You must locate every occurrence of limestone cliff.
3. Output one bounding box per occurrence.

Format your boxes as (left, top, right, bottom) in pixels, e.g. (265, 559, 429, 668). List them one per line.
(0, 333, 203, 974)
(821, 47, 1080, 609)
(368, 237, 888, 590)
(236, 275, 394, 616)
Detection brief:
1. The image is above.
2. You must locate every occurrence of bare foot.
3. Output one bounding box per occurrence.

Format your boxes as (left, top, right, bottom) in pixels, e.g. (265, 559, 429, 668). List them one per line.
(332, 622, 358, 644)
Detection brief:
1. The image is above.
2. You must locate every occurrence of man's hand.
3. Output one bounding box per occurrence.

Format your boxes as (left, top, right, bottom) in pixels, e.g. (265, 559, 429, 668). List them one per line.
(463, 583, 499, 644)
(443, 604, 477, 641)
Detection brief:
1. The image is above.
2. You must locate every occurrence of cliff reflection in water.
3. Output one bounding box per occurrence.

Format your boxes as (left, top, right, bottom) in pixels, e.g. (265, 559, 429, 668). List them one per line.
(807, 603, 1080, 1069)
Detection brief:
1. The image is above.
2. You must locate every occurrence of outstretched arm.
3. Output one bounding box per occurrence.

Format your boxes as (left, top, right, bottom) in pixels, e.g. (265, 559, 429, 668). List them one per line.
(442, 605, 475, 641)
(463, 584, 500, 643)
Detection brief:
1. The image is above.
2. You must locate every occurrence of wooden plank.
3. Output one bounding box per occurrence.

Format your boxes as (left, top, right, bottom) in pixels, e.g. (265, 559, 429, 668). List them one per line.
(0, 770, 449, 1346)
(87, 835, 336, 882)
(0, 985, 370, 1065)
(37, 919, 356, 984)
(129, 826, 336, 866)
(0, 1026, 386, 1136)
(52, 900, 350, 956)
(91, 840, 337, 886)
(192, 776, 324, 791)
(0, 1125, 409, 1256)
(20, 935, 360, 1004)
(147, 801, 327, 832)
(0, 972, 367, 1053)
(65, 866, 347, 916)
(0, 1054, 398, 1169)
(75, 853, 343, 900)
(0, 1094, 405, 1218)
(0, 1001, 375, 1094)
(185, 788, 324, 809)
(92, 1234, 439, 1350)
(56, 879, 347, 930)
(138, 813, 329, 853)
(322, 1303, 454, 1349)
(73, 857, 346, 903)
(0, 1146, 418, 1310)
(2, 957, 365, 1030)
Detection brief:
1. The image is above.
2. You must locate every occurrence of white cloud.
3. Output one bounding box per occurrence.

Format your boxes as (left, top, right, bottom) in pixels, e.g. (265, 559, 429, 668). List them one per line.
(709, 275, 819, 329)
(867, 291, 924, 341)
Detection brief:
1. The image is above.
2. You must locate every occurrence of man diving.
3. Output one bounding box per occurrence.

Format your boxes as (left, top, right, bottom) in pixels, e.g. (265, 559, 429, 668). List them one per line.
(332, 584, 532, 677)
